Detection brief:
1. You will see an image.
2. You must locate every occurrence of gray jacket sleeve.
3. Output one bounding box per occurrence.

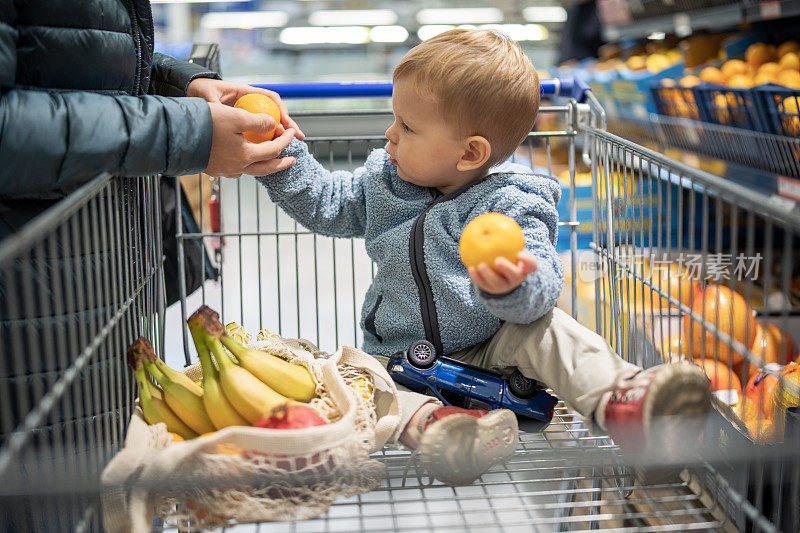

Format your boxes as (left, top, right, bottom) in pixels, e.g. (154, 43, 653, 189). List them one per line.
(0, 17, 214, 197)
(0, 90, 213, 198)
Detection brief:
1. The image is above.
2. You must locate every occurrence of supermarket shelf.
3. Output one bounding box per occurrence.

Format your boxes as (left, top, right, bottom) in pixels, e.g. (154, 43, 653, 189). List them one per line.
(603, 4, 744, 41)
(603, 0, 800, 41)
(743, 0, 800, 23)
(606, 115, 800, 208)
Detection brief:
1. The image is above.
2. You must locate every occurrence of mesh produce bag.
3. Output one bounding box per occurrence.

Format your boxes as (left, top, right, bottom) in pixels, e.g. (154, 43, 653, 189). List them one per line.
(102, 335, 401, 532)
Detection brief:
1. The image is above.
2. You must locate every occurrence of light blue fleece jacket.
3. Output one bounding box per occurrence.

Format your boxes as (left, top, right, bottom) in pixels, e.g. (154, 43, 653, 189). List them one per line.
(258, 138, 564, 357)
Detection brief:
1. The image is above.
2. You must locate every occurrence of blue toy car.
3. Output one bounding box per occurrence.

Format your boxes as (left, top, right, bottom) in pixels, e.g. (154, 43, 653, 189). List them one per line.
(388, 340, 557, 427)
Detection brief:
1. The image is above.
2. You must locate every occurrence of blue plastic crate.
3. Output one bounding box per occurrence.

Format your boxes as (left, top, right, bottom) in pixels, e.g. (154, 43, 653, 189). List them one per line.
(651, 81, 702, 121)
(691, 82, 766, 131)
(754, 84, 800, 137)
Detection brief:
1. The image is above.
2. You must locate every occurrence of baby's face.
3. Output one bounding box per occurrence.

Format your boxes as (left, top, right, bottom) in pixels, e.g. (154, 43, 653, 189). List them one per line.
(385, 79, 478, 194)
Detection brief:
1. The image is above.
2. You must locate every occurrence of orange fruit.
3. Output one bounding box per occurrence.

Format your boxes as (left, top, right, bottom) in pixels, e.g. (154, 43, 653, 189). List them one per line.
(679, 75, 701, 88)
(745, 43, 774, 69)
(770, 362, 800, 439)
(741, 323, 796, 379)
(721, 59, 750, 79)
(233, 93, 282, 143)
(660, 335, 685, 363)
(777, 69, 800, 89)
(779, 52, 800, 71)
(694, 357, 742, 395)
(777, 41, 799, 58)
(459, 213, 524, 270)
(743, 370, 780, 420)
(781, 97, 800, 135)
(626, 262, 699, 312)
(169, 432, 185, 442)
(753, 71, 779, 85)
(700, 67, 727, 84)
(757, 62, 781, 77)
(727, 74, 754, 88)
(744, 416, 776, 444)
(683, 285, 757, 366)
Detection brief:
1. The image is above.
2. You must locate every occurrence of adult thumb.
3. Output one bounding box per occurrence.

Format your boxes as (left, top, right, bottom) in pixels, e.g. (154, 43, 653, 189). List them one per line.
(239, 111, 276, 133)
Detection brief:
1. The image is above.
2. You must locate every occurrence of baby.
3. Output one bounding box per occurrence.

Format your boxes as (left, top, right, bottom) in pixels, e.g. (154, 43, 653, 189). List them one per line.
(259, 29, 711, 485)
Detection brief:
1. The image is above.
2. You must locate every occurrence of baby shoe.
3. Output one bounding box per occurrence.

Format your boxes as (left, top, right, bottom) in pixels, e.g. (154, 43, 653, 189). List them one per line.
(417, 406, 518, 486)
(596, 361, 711, 469)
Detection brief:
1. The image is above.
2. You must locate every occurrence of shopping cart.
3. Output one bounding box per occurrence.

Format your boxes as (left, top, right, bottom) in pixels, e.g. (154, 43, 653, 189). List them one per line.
(0, 75, 798, 531)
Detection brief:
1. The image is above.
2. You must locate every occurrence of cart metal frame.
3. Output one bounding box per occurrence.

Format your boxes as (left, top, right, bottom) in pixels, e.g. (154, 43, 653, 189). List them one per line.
(1, 79, 798, 531)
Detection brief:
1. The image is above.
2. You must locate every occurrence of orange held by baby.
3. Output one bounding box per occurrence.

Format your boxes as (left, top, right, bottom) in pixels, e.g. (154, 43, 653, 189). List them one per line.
(459, 213, 525, 271)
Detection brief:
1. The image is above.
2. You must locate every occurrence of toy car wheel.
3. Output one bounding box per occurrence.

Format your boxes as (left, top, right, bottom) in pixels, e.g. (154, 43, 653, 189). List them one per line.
(507, 369, 539, 399)
(407, 340, 438, 369)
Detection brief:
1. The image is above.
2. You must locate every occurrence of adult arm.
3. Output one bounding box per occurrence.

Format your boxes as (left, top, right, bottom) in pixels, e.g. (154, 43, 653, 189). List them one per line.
(0, 90, 213, 197)
(0, 12, 212, 197)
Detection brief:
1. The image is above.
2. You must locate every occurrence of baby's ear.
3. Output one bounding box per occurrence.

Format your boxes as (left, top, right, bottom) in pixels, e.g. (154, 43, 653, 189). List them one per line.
(456, 136, 491, 171)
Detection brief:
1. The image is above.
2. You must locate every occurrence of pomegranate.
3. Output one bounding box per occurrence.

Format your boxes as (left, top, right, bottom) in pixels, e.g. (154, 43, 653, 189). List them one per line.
(253, 403, 327, 429)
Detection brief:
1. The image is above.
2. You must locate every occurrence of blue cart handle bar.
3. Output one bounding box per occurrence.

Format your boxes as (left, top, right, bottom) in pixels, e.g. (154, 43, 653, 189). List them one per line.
(253, 76, 591, 103)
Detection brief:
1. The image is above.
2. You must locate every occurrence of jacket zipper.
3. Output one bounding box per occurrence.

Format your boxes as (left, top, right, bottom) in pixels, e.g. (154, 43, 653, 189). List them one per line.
(125, 0, 143, 95)
(409, 188, 445, 356)
(407, 175, 498, 357)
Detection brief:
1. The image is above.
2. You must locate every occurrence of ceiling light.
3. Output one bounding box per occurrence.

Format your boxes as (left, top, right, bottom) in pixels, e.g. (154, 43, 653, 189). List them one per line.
(151, 0, 249, 3)
(370, 25, 409, 43)
(200, 11, 289, 29)
(481, 24, 548, 41)
(416, 8, 503, 25)
(280, 26, 370, 45)
(309, 9, 397, 27)
(522, 6, 568, 23)
(417, 25, 455, 41)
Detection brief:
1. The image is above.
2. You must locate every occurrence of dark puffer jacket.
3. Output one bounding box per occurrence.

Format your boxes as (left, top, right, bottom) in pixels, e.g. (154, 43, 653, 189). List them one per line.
(0, 0, 218, 223)
(0, 4, 219, 522)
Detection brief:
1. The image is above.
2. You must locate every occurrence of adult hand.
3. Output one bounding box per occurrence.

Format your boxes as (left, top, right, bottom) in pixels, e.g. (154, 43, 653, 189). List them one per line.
(468, 252, 538, 295)
(187, 78, 305, 140)
(204, 102, 297, 178)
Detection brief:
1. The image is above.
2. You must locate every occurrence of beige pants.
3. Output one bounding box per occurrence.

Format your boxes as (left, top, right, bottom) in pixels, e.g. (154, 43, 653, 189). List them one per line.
(448, 308, 639, 420)
(379, 307, 640, 434)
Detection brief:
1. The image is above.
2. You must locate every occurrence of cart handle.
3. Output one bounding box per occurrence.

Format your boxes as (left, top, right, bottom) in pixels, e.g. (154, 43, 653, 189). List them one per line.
(253, 77, 591, 103)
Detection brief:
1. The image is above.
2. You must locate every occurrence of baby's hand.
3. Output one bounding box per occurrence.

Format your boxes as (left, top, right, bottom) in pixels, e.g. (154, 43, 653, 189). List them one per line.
(468, 252, 538, 295)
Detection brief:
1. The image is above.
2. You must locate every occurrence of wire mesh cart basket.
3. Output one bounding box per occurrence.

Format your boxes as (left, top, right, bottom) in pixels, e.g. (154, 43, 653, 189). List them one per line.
(1, 78, 798, 532)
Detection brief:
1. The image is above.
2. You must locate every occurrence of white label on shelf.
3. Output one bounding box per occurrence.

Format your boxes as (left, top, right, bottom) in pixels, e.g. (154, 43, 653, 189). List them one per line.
(673, 13, 691, 37)
(759, 1, 781, 19)
(777, 177, 800, 203)
(713, 389, 739, 406)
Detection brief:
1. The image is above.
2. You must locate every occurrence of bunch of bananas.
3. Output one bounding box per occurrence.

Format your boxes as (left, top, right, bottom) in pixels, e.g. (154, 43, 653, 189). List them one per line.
(125, 305, 318, 439)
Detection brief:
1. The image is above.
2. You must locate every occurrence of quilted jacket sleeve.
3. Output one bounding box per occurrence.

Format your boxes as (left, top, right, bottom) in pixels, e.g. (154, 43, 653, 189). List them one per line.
(149, 52, 220, 97)
(0, 12, 213, 198)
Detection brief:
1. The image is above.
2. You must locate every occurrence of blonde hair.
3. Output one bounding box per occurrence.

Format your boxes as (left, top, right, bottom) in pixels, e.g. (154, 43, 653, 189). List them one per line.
(393, 29, 540, 166)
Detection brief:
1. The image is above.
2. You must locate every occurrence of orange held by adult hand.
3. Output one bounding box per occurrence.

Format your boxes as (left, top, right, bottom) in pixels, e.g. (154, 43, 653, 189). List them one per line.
(459, 213, 524, 271)
(234, 93, 282, 143)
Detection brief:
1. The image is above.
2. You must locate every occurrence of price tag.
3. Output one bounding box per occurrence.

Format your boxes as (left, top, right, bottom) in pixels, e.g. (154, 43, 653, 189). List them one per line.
(759, 1, 781, 19)
(777, 176, 800, 202)
(673, 13, 691, 37)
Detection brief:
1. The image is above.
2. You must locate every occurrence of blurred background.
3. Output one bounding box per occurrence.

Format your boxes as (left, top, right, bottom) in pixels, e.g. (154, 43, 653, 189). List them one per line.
(151, 0, 568, 92)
